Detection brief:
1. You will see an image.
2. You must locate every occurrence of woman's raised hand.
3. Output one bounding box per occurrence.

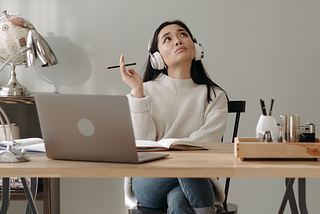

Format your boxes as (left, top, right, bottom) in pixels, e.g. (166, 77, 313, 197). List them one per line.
(119, 55, 144, 98)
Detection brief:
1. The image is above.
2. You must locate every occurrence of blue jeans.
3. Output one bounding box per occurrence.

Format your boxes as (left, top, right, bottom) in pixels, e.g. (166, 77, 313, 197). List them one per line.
(132, 178, 216, 214)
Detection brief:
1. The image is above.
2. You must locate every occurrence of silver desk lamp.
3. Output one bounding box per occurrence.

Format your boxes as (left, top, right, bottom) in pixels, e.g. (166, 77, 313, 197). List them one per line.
(0, 10, 58, 96)
(0, 10, 58, 162)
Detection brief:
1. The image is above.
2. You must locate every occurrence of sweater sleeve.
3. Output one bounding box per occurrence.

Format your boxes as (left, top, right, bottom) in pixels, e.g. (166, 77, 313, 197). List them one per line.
(126, 94, 157, 141)
(183, 89, 228, 143)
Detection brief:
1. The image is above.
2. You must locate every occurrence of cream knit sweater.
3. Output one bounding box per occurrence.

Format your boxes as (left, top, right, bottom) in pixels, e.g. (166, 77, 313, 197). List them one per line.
(127, 74, 228, 142)
(125, 74, 228, 206)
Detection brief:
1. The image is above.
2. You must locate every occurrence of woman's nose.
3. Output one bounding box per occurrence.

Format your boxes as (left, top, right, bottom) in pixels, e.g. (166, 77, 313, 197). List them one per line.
(175, 40, 182, 46)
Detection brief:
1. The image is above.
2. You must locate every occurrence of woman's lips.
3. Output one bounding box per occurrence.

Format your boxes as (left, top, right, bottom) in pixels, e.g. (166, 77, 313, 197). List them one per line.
(175, 46, 186, 53)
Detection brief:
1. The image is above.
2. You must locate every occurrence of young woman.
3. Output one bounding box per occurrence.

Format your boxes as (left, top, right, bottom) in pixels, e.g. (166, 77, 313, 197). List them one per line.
(120, 20, 228, 214)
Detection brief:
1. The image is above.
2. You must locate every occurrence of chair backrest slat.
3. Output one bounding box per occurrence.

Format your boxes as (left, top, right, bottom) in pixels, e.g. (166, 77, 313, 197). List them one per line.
(228, 100, 246, 143)
(224, 100, 246, 204)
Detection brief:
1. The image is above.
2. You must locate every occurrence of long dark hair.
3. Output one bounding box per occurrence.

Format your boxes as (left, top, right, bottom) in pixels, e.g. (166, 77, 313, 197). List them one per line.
(143, 20, 226, 102)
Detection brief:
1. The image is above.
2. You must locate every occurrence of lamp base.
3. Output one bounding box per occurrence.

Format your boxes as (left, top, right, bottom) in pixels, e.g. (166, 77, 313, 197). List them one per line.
(0, 85, 31, 96)
(0, 64, 31, 96)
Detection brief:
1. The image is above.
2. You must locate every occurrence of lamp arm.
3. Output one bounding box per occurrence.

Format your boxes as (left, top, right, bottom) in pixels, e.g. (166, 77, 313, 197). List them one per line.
(0, 56, 6, 62)
(0, 106, 13, 141)
(0, 47, 31, 73)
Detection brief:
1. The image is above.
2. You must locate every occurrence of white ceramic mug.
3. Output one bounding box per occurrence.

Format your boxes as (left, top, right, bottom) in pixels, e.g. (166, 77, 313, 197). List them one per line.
(256, 115, 279, 142)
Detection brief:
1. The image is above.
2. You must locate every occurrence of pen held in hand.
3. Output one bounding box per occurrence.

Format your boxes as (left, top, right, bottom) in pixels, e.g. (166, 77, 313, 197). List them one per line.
(105, 63, 136, 70)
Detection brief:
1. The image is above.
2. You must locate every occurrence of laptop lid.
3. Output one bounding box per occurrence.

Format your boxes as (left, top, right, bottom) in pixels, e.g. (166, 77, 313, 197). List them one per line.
(34, 93, 168, 163)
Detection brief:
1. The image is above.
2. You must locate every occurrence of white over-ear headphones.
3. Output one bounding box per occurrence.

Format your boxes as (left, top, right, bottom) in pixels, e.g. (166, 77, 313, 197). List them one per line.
(148, 37, 204, 70)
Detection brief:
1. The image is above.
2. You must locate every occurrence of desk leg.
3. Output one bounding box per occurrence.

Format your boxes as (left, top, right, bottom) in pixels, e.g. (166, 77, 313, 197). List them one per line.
(25, 178, 38, 214)
(21, 178, 38, 214)
(0, 178, 10, 214)
(278, 178, 299, 214)
(50, 178, 60, 214)
(44, 178, 60, 214)
(298, 178, 308, 214)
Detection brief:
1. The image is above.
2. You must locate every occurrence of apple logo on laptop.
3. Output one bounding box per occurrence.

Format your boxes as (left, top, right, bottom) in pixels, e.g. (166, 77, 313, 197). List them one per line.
(77, 118, 95, 136)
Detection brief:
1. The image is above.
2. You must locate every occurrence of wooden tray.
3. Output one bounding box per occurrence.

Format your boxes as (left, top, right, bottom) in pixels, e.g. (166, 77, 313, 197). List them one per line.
(234, 137, 320, 161)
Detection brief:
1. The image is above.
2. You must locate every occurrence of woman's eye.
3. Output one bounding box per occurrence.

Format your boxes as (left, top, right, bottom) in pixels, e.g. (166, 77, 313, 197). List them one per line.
(164, 37, 171, 43)
(181, 32, 188, 37)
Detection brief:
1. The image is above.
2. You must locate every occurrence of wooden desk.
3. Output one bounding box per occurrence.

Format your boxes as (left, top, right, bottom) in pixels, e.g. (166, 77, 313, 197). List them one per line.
(1, 143, 320, 178)
(1, 143, 317, 214)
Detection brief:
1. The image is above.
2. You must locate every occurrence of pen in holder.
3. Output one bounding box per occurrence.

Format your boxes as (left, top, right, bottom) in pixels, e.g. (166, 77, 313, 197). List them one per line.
(255, 115, 279, 142)
(0, 106, 30, 162)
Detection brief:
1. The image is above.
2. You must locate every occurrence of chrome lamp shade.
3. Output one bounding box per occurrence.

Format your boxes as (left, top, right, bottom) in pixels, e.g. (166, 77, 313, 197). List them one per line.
(26, 30, 58, 68)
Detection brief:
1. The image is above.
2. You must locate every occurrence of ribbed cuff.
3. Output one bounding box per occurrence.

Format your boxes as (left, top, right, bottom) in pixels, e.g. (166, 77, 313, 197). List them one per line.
(126, 94, 150, 113)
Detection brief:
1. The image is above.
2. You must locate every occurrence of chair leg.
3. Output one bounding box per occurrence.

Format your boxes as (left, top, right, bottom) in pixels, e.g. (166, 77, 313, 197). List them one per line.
(25, 178, 38, 214)
(0, 178, 10, 214)
(21, 178, 39, 214)
(224, 177, 230, 205)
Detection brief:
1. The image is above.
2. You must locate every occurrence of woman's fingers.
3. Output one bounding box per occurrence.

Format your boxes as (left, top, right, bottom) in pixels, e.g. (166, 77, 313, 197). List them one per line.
(119, 55, 143, 91)
(127, 69, 136, 75)
(119, 55, 127, 76)
(118, 55, 144, 98)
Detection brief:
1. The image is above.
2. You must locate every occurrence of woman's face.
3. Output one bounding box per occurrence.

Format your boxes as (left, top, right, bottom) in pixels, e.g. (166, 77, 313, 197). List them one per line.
(157, 24, 195, 68)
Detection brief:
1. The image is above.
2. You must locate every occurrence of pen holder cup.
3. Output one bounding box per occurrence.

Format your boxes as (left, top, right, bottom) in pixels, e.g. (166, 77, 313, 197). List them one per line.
(278, 115, 300, 142)
(256, 115, 278, 142)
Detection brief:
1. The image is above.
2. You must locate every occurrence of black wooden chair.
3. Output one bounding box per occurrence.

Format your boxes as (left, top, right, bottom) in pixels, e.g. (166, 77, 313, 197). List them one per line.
(129, 100, 246, 214)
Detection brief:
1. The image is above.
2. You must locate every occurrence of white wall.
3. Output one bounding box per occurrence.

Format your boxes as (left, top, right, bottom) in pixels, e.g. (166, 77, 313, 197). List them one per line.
(1, 0, 320, 213)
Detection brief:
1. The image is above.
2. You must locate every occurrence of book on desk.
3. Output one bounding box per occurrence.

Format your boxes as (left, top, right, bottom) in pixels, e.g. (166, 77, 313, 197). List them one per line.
(0, 137, 207, 153)
(135, 138, 208, 151)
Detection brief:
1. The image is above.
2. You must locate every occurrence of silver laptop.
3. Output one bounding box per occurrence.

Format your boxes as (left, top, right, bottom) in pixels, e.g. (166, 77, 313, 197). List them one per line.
(34, 93, 169, 163)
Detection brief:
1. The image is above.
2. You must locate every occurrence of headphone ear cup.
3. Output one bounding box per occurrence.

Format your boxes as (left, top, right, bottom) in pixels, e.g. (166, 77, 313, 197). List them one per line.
(150, 51, 165, 70)
(148, 37, 165, 70)
(194, 43, 204, 61)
